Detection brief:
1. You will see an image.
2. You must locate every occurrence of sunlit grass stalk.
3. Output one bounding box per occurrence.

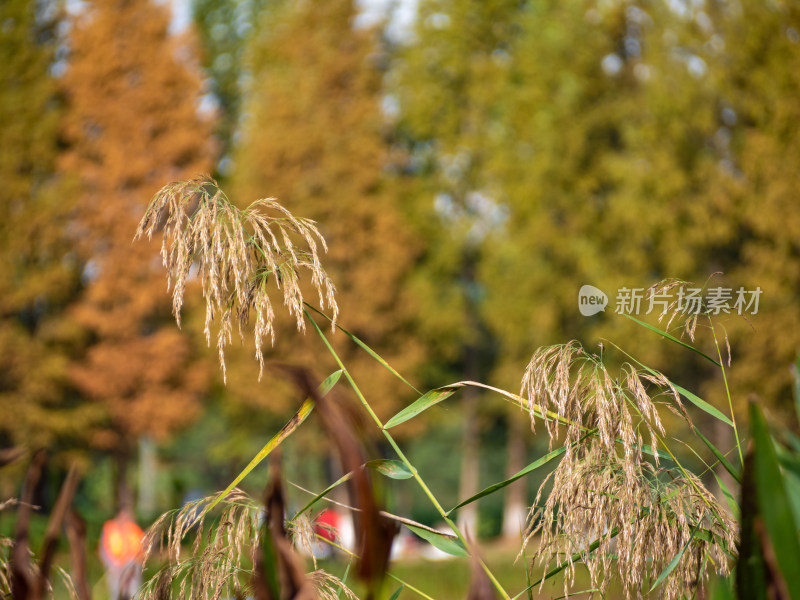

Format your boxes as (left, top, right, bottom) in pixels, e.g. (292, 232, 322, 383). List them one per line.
(709, 320, 744, 467)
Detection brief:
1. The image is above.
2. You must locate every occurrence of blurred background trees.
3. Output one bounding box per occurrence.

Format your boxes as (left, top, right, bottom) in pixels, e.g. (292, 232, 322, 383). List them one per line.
(58, 0, 215, 512)
(2, 0, 800, 565)
(232, 0, 424, 421)
(0, 0, 85, 491)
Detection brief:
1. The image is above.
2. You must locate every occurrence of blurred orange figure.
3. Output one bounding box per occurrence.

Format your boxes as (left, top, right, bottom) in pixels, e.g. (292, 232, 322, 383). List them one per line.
(99, 510, 144, 600)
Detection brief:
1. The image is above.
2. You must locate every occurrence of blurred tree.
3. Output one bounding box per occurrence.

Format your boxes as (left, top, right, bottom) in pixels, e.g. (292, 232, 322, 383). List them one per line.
(0, 0, 88, 467)
(482, 0, 800, 474)
(192, 0, 269, 172)
(391, 0, 521, 536)
(60, 0, 216, 510)
(232, 0, 424, 420)
(714, 0, 800, 421)
(480, 0, 737, 492)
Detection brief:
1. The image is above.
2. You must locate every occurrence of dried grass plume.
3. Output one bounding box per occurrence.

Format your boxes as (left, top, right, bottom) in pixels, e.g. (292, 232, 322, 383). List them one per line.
(134, 175, 339, 381)
(520, 342, 736, 599)
(520, 341, 684, 478)
(525, 442, 736, 600)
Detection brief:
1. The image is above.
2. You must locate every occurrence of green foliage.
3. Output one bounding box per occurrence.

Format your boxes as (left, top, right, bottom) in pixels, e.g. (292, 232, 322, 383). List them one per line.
(737, 400, 800, 598)
(0, 0, 83, 459)
(192, 0, 270, 168)
(479, 0, 800, 426)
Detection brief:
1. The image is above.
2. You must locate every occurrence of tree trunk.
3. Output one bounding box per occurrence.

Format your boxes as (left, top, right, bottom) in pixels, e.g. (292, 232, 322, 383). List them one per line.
(502, 412, 528, 540)
(457, 388, 480, 536)
(137, 436, 157, 518)
(114, 447, 133, 513)
(457, 248, 484, 537)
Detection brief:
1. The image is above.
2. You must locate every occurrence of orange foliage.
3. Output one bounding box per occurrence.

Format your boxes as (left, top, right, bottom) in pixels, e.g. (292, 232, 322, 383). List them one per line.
(60, 0, 216, 453)
(232, 0, 424, 420)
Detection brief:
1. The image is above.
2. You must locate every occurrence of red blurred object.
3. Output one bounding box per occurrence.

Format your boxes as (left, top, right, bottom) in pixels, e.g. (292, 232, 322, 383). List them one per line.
(314, 508, 341, 542)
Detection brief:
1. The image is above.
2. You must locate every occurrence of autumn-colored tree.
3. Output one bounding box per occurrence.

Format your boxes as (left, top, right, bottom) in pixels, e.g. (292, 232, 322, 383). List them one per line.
(482, 0, 800, 416)
(477, 0, 800, 516)
(232, 0, 423, 419)
(391, 0, 522, 536)
(0, 0, 86, 473)
(60, 0, 216, 509)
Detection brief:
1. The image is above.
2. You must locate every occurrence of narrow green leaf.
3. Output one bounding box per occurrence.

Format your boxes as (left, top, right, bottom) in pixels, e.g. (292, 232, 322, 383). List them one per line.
(387, 574, 436, 600)
(259, 525, 281, 599)
(388, 585, 404, 600)
(777, 448, 800, 481)
(524, 547, 533, 600)
(712, 471, 740, 519)
(648, 515, 703, 592)
(622, 314, 720, 366)
(384, 384, 464, 429)
(782, 468, 800, 531)
(336, 559, 352, 600)
(204, 370, 342, 516)
(710, 575, 735, 600)
(448, 446, 567, 514)
(693, 427, 741, 483)
(672, 383, 734, 427)
(292, 472, 352, 520)
(317, 368, 344, 396)
(750, 403, 800, 598)
(552, 590, 600, 600)
(365, 459, 414, 479)
(304, 303, 420, 393)
(404, 524, 468, 557)
(794, 355, 800, 426)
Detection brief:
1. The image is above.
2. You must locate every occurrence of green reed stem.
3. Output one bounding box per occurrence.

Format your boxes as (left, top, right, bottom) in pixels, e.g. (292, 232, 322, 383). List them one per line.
(709, 320, 743, 467)
(304, 308, 512, 600)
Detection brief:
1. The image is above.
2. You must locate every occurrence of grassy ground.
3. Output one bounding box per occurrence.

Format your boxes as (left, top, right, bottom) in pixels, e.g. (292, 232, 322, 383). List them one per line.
(11, 529, 618, 599)
(317, 540, 619, 600)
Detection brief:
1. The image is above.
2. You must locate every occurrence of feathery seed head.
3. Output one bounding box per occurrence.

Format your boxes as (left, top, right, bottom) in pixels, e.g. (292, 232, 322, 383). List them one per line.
(134, 175, 339, 381)
(521, 341, 682, 475)
(140, 489, 261, 600)
(520, 341, 736, 599)
(525, 443, 736, 600)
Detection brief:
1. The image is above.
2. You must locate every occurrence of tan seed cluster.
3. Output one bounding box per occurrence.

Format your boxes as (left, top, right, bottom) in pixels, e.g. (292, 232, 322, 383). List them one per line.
(526, 442, 736, 600)
(520, 343, 736, 598)
(141, 489, 261, 600)
(134, 176, 338, 381)
(521, 341, 683, 479)
(309, 570, 360, 600)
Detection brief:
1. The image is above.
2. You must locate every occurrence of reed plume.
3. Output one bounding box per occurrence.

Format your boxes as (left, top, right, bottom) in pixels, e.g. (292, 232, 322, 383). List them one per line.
(525, 441, 736, 600)
(521, 342, 737, 599)
(134, 175, 338, 381)
(521, 341, 682, 479)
